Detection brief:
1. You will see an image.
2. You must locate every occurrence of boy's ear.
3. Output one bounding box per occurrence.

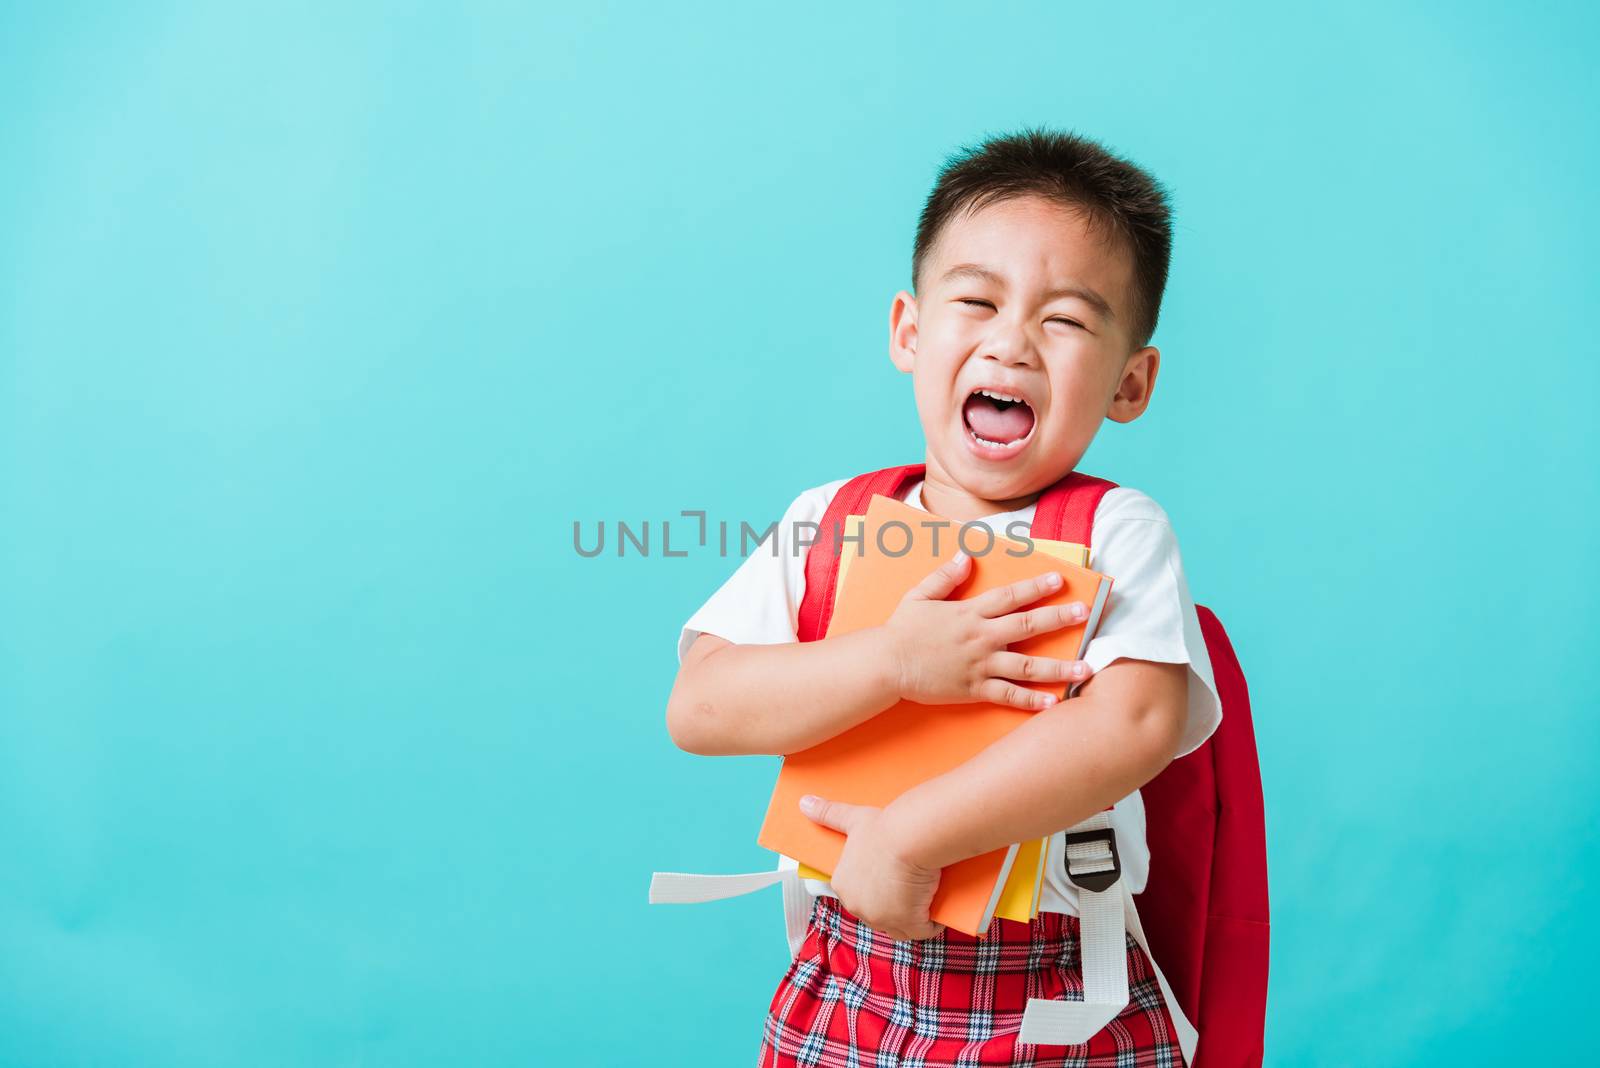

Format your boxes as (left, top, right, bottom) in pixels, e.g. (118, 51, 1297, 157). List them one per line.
(1106, 346, 1160, 423)
(888, 290, 918, 373)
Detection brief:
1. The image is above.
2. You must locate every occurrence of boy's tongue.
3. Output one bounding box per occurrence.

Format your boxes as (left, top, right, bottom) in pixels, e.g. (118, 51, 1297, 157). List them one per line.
(963, 393, 1035, 444)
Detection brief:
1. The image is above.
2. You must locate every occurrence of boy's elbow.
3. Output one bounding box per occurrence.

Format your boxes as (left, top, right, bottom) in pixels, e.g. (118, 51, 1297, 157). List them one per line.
(665, 700, 710, 757)
(666, 691, 722, 755)
(667, 635, 747, 755)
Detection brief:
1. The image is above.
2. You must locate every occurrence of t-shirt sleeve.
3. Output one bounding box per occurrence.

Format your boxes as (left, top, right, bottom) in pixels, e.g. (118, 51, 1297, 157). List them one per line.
(1081, 488, 1223, 758)
(675, 480, 846, 663)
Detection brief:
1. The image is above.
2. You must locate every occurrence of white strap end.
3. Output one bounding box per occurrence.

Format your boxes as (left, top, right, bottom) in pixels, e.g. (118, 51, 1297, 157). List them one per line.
(1018, 998, 1122, 1046)
(648, 869, 789, 905)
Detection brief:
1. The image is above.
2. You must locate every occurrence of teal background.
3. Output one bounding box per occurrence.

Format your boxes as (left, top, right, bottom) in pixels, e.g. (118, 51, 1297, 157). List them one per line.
(2, 2, 1595, 1064)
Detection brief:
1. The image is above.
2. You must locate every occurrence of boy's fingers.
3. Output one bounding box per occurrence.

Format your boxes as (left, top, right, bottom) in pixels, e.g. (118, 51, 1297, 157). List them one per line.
(988, 652, 1092, 685)
(973, 571, 1065, 617)
(905, 551, 971, 602)
(978, 678, 1057, 711)
(799, 794, 865, 833)
(995, 601, 1088, 643)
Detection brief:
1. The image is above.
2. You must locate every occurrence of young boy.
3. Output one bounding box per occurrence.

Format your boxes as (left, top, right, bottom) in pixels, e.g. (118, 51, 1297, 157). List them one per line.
(666, 128, 1222, 1066)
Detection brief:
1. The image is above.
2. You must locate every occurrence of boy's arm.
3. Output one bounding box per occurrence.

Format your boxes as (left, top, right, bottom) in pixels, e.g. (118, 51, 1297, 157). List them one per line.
(875, 657, 1188, 869)
(666, 629, 902, 757)
(667, 555, 1095, 758)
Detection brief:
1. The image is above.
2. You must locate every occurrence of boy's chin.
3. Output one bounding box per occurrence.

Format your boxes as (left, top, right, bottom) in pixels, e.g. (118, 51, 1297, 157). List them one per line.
(938, 452, 1042, 503)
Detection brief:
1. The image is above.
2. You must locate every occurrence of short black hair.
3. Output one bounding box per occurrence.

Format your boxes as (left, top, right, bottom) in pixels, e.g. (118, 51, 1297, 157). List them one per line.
(912, 126, 1173, 350)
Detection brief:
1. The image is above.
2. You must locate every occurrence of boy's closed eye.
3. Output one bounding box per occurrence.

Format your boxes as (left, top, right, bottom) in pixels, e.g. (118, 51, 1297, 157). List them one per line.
(955, 297, 1086, 330)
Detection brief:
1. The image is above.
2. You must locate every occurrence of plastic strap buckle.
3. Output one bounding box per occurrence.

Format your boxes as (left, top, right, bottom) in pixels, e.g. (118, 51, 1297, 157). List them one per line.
(1061, 828, 1121, 893)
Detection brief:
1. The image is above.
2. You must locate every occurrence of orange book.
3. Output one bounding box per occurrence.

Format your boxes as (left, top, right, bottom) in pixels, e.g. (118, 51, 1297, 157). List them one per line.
(757, 493, 1112, 936)
(797, 516, 1091, 921)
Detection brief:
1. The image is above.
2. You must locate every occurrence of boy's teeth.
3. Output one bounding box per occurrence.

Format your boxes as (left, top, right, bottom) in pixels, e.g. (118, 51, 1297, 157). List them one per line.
(970, 428, 1025, 449)
(977, 388, 1024, 404)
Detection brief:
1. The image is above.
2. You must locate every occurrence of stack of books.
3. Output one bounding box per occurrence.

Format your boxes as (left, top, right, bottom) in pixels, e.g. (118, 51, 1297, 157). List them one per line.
(755, 493, 1112, 937)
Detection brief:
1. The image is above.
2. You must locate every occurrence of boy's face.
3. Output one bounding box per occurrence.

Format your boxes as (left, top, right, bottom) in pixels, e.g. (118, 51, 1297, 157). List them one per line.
(890, 194, 1160, 508)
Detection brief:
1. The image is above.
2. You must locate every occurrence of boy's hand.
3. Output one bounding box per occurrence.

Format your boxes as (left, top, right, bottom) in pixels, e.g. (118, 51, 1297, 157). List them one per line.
(881, 551, 1093, 711)
(799, 794, 943, 941)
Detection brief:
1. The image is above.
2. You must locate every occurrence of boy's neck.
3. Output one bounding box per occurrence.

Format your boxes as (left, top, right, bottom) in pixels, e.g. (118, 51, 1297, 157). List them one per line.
(917, 469, 1043, 523)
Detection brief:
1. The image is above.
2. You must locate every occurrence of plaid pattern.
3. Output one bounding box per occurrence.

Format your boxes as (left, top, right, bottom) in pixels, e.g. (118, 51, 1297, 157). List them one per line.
(759, 896, 1184, 1068)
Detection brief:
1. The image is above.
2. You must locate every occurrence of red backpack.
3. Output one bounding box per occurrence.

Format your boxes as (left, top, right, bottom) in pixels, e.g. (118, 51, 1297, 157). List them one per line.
(797, 464, 1270, 1068)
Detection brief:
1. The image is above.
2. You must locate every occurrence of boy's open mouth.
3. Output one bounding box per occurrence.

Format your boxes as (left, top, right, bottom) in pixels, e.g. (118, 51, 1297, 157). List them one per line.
(962, 388, 1036, 452)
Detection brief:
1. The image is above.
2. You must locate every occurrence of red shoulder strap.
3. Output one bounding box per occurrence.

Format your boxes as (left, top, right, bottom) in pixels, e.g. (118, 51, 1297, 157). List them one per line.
(796, 464, 925, 642)
(1029, 471, 1119, 544)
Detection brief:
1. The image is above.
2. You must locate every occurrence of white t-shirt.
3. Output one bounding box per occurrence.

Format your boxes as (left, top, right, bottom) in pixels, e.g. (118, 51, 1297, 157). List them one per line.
(677, 476, 1223, 917)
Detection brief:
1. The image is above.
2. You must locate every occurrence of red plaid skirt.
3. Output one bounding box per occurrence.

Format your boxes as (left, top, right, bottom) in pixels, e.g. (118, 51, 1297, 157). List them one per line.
(759, 896, 1184, 1068)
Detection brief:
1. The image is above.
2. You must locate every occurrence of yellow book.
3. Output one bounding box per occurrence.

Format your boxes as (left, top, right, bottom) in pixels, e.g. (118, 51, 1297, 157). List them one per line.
(1031, 537, 1090, 568)
(800, 519, 1091, 925)
(1035, 836, 1050, 914)
(993, 836, 1046, 921)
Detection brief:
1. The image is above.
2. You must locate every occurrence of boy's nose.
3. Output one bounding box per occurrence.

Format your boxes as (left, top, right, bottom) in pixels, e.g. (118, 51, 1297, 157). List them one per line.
(981, 330, 1041, 368)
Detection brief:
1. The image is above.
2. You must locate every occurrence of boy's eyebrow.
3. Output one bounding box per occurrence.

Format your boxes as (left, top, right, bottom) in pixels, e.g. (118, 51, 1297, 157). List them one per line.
(940, 262, 1116, 321)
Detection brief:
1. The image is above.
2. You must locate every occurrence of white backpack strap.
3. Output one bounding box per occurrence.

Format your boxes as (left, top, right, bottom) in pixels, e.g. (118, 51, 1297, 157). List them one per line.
(1019, 810, 1129, 1046)
(648, 857, 812, 960)
(775, 853, 813, 959)
(648, 868, 793, 903)
(1018, 809, 1200, 1065)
